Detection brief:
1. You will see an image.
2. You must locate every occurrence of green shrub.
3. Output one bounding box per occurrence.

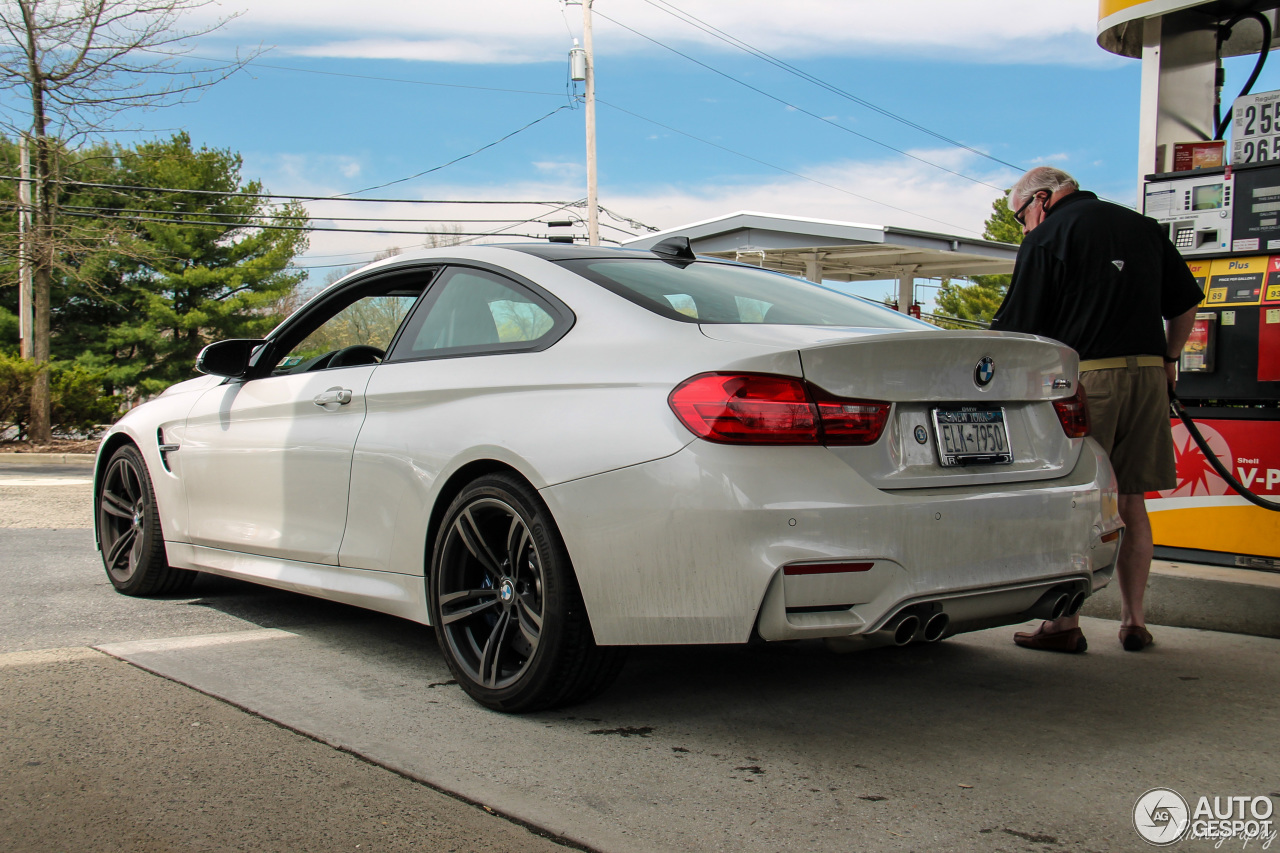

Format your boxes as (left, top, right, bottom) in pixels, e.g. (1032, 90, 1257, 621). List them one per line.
(0, 352, 118, 439)
(0, 306, 17, 355)
(0, 352, 38, 436)
(51, 363, 119, 434)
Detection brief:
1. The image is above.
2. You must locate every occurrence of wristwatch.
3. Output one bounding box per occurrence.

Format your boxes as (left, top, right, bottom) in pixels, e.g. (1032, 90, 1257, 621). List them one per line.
(1163, 354, 1179, 363)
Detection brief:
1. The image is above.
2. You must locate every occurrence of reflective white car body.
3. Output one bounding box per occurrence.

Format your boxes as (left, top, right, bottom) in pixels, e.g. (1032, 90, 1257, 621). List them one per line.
(95, 243, 1121, 708)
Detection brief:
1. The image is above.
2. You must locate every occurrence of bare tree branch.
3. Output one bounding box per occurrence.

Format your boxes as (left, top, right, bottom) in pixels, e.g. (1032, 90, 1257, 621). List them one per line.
(0, 0, 257, 440)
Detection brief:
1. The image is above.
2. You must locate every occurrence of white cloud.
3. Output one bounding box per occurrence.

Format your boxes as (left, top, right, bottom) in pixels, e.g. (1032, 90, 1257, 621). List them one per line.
(533, 160, 586, 179)
(606, 154, 1013, 239)
(201, 0, 1110, 66)
(246, 152, 367, 186)
(279, 150, 1018, 280)
(285, 38, 550, 64)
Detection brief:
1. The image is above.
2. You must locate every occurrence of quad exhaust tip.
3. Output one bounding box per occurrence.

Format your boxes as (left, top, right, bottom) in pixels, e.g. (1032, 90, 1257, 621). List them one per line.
(845, 584, 1086, 652)
(892, 615, 920, 646)
(883, 609, 948, 645)
(1026, 585, 1090, 621)
(922, 611, 950, 642)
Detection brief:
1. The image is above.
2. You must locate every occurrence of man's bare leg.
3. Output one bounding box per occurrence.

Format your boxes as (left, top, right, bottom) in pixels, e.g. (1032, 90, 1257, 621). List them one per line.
(1114, 492, 1153, 628)
(1024, 494, 1150, 637)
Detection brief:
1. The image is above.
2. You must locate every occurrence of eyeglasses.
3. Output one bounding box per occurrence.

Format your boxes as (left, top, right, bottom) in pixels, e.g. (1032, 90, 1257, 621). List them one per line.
(1013, 192, 1046, 226)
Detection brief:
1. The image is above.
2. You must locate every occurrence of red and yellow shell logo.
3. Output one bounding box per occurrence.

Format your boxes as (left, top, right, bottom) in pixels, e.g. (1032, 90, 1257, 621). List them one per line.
(1157, 422, 1232, 498)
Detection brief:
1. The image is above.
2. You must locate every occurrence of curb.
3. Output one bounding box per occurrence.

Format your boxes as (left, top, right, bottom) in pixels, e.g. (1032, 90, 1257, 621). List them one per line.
(1081, 559, 1280, 639)
(0, 453, 96, 464)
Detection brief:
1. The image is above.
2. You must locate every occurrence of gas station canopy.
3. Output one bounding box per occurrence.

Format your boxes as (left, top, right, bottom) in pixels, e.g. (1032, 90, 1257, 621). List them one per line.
(620, 212, 1018, 286)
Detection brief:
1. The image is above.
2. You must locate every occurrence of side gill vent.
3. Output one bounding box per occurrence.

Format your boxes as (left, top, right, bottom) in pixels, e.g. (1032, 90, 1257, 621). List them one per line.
(157, 428, 179, 473)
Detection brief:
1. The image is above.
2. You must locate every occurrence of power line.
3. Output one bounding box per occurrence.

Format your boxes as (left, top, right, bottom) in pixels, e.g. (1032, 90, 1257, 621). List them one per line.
(332, 104, 572, 197)
(47, 207, 550, 237)
(597, 98, 980, 236)
(1, 103, 571, 205)
(1, 188, 648, 238)
(637, 0, 1023, 173)
(15, 205, 627, 244)
(49, 201, 637, 237)
(598, 203, 659, 233)
(52, 203, 574, 224)
(592, 9, 1007, 192)
(0, 175, 571, 205)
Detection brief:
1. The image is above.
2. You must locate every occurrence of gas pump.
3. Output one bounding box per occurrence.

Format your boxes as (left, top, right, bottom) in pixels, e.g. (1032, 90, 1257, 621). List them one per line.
(1100, 1, 1280, 570)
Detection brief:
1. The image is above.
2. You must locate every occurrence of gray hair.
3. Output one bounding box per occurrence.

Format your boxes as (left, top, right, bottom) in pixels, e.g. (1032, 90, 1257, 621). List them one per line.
(1009, 167, 1079, 206)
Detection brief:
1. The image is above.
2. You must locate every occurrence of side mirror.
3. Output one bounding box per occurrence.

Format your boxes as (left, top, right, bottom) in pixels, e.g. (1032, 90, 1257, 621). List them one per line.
(196, 339, 265, 378)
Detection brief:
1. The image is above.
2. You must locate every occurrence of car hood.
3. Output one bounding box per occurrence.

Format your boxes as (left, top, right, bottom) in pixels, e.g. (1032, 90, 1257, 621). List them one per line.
(157, 374, 223, 398)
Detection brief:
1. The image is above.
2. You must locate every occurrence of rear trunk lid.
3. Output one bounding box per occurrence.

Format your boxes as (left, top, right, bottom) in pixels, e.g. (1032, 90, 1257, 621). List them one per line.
(700, 325, 1083, 489)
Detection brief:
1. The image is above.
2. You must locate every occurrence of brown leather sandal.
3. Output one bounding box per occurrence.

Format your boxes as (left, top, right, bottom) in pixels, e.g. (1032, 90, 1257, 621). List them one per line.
(1119, 625, 1154, 652)
(1013, 624, 1087, 654)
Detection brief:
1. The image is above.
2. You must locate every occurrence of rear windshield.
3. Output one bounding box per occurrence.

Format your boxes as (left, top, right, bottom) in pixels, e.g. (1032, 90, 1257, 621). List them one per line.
(559, 258, 931, 328)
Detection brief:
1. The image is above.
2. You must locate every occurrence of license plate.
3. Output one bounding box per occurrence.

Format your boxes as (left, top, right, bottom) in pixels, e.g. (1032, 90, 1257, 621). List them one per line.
(931, 407, 1013, 466)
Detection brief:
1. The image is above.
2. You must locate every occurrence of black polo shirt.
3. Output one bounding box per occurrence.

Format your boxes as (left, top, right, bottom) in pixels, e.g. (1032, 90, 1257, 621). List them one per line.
(990, 191, 1203, 360)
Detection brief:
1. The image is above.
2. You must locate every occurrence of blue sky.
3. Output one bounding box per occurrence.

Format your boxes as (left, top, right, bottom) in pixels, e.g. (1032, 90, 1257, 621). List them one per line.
(20, 1, 1280, 299)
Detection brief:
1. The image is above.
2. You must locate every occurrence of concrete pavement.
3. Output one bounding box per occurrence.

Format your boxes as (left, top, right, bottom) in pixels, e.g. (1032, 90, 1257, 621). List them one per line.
(0, 647, 580, 853)
(3, 453, 1279, 852)
(2, 459, 581, 853)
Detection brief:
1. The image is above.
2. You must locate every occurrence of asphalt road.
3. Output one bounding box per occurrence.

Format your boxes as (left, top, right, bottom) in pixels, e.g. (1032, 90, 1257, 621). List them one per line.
(1, 460, 575, 853)
(2, 459, 1278, 853)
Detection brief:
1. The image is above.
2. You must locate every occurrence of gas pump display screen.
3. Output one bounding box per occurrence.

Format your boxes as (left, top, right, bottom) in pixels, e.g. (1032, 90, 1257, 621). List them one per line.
(1192, 184, 1225, 210)
(1230, 164, 1280, 252)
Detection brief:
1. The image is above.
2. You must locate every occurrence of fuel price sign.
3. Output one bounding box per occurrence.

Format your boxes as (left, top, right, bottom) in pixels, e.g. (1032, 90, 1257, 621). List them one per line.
(1232, 90, 1280, 164)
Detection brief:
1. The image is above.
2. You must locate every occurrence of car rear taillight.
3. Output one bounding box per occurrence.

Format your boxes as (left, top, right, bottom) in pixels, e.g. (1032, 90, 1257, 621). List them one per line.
(1052, 387, 1090, 438)
(669, 373, 819, 444)
(809, 387, 892, 446)
(668, 373, 890, 446)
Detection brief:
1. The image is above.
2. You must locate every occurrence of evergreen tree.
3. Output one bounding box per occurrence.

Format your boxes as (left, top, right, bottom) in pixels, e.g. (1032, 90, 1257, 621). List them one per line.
(80, 134, 308, 396)
(0, 0, 250, 441)
(935, 195, 1022, 326)
(1, 132, 309, 400)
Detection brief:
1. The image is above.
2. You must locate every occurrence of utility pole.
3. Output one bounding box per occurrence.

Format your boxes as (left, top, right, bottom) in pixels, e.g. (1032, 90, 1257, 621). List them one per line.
(582, 0, 599, 246)
(17, 134, 33, 360)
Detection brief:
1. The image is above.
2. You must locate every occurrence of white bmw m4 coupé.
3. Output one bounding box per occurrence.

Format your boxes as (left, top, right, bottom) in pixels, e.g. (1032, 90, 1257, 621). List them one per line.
(95, 239, 1121, 712)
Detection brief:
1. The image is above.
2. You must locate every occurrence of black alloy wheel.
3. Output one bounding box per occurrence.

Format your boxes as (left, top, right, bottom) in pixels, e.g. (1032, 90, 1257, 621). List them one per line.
(98, 444, 194, 596)
(430, 474, 624, 712)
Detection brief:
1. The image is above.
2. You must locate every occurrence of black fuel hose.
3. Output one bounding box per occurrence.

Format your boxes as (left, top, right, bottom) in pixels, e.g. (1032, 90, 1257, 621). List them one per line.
(1214, 10, 1273, 141)
(1169, 390, 1280, 511)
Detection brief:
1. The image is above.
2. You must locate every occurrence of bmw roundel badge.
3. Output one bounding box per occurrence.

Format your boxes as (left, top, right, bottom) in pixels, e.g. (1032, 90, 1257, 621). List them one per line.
(913, 425, 928, 444)
(974, 356, 995, 387)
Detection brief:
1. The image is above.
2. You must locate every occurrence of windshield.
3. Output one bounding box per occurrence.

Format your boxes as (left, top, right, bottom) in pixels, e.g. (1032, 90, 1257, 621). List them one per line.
(559, 258, 932, 329)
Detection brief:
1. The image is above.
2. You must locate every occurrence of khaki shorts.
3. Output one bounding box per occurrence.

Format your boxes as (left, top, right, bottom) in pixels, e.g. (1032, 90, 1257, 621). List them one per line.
(1079, 361, 1175, 494)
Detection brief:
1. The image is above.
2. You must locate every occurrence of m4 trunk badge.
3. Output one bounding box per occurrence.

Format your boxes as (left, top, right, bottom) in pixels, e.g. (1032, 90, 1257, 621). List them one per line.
(974, 357, 995, 387)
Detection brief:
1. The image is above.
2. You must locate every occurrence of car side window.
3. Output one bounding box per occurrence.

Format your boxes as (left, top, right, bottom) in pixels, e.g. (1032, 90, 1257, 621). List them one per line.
(265, 272, 432, 375)
(387, 267, 562, 361)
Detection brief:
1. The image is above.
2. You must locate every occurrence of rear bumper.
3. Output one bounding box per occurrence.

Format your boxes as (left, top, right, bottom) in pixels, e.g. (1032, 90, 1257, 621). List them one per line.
(542, 438, 1121, 645)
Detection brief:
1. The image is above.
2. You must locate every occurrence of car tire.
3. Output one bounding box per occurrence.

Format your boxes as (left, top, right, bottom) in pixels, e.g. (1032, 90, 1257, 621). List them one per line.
(98, 444, 195, 596)
(429, 473, 625, 713)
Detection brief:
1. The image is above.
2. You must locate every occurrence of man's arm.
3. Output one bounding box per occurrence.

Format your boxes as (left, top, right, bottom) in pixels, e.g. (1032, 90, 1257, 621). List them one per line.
(1164, 304, 1198, 388)
(991, 245, 1054, 335)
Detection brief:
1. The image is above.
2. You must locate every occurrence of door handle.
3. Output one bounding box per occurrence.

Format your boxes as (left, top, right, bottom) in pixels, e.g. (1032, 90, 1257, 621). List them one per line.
(313, 387, 353, 407)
